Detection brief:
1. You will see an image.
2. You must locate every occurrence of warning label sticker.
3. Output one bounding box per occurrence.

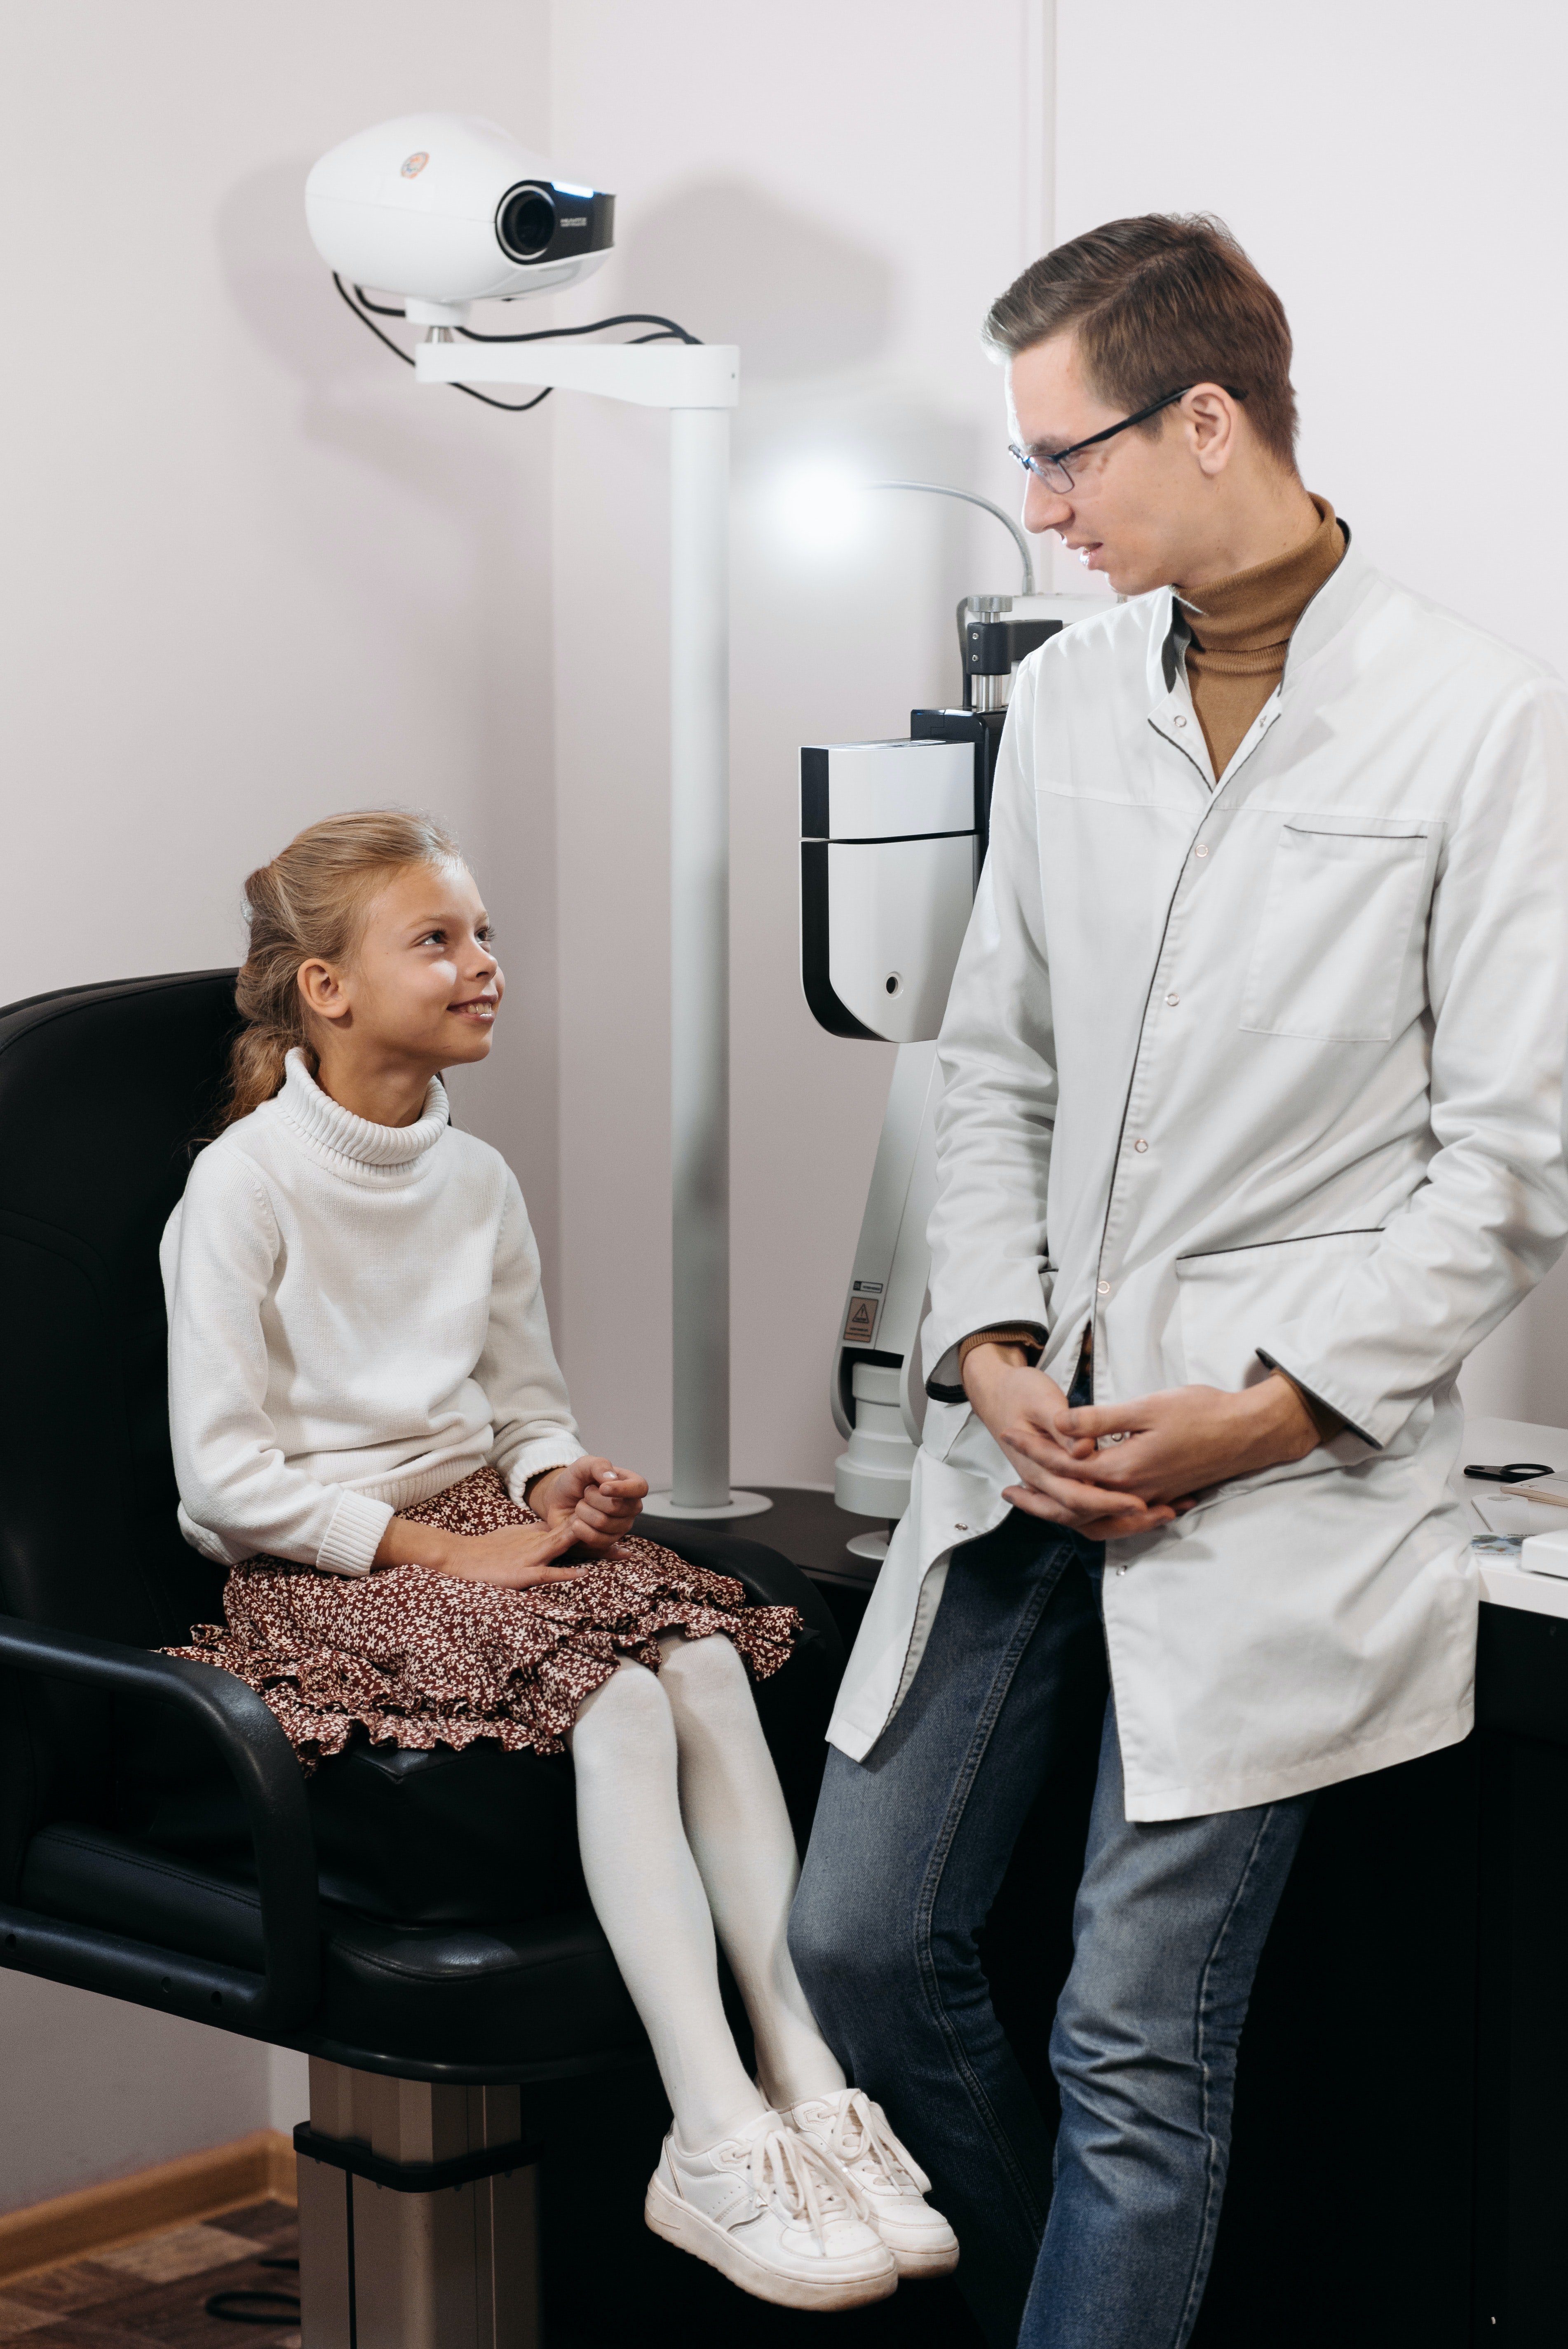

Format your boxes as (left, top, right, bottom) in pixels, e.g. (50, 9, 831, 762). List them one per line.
(843, 1294, 878, 1344)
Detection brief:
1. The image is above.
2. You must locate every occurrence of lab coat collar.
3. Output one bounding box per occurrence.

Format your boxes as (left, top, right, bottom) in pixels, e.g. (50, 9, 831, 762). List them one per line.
(1152, 517, 1368, 702)
(1144, 518, 1370, 785)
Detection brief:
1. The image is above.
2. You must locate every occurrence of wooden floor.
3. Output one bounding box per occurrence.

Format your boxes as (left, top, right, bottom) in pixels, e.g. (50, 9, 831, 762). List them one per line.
(0, 2184, 984, 2348)
(0, 2201, 299, 2348)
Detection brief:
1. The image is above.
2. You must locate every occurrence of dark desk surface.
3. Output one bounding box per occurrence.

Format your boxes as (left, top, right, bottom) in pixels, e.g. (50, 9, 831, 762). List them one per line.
(640, 1486, 886, 1591)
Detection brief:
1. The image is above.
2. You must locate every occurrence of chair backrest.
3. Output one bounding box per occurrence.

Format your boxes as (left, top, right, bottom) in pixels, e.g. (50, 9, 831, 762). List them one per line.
(0, 969, 240, 1643)
(0, 972, 242, 1864)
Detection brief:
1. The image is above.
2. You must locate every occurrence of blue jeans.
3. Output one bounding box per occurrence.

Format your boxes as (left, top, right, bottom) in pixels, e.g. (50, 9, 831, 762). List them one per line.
(789, 1515, 1314, 2348)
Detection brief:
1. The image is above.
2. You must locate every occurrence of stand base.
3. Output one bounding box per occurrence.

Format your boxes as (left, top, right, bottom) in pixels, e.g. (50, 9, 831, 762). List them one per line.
(644, 1489, 773, 1520)
(845, 1529, 891, 1563)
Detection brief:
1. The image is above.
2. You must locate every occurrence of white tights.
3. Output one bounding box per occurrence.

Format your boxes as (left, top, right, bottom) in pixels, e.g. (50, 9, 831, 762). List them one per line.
(567, 1635, 846, 2152)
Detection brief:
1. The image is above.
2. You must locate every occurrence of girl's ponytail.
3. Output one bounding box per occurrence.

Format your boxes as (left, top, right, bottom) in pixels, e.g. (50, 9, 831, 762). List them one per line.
(218, 808, 462, 1131)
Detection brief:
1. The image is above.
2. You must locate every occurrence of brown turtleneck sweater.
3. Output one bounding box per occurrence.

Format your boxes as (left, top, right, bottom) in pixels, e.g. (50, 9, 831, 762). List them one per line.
(957, 495, 1348, 1435)
(1179, 494, 1345, 778)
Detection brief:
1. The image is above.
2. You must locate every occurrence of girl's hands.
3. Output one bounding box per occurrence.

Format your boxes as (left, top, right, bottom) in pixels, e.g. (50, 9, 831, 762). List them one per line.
(372, 1513, 588, 1589)
(435, 1517, 589, 1588)
(528, 1456, 648, 1557)
(370, 1454, 650, 1588)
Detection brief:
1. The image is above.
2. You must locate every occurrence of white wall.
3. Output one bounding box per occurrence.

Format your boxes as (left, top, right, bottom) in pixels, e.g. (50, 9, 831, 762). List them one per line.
(0, 1974, 264, 2215)
(1054, 0, 1568, 1421)
(2, 0, 561, 1273)
(0, 0, 552, 2213)
(548, 0, 1054, 1486)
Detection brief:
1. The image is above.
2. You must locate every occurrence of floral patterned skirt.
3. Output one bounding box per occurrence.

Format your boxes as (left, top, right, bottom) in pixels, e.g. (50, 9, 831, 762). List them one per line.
(162, 1466, 801, 1769)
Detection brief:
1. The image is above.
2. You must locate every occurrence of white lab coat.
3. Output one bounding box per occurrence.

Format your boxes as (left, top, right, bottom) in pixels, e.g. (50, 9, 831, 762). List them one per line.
(827, 533, 1568, 1819)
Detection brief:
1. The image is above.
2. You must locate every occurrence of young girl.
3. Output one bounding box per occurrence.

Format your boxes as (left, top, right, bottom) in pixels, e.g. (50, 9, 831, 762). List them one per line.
(160, 810, 955, 2312)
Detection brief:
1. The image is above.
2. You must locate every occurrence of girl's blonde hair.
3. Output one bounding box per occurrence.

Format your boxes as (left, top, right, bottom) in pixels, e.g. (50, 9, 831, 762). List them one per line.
(221, 808, 463, 1129)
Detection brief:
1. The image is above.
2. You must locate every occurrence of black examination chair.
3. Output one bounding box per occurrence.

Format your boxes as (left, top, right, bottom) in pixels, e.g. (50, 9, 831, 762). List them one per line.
(0, 970, 844, 2348)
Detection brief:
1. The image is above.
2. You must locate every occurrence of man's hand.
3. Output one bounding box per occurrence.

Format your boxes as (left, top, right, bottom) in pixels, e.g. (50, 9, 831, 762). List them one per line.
(1054, 1376, 1320, 1507)
(528, 1456, 648, 1556)
(961, 1344, 1178, 1538)
(961, 1344, 1322, 1536)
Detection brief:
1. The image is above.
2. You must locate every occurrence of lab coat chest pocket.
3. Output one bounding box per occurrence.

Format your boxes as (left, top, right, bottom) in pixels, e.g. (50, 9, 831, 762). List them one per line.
(1239, 820, 1433, 1042)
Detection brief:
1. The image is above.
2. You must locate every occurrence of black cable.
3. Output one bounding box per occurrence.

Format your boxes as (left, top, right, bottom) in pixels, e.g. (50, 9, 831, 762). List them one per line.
(458, 310, 700, 347)
(204, 2289, 302, 2324)
(353, 287, 410, 317)
(204, 2252, 300, 2324)
(332, 275, 552, 411)
(351, 282, 699, 348)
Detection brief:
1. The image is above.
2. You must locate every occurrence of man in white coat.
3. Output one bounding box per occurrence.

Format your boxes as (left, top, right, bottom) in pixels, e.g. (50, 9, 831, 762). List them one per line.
(789, 214, 1568, 2348)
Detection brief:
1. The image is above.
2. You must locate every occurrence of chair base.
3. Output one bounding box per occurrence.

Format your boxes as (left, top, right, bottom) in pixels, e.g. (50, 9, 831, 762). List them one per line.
(297, 2058, 540, 2349)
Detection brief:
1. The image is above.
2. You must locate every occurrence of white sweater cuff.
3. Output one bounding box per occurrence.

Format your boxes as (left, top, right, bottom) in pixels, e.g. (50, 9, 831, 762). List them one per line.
(505, 1438, 588, 1507)
(317, 1488, 396, 1577)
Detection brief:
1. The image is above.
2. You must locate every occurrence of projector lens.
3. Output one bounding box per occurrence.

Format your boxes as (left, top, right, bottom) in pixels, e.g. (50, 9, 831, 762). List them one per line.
(498, 185, 556, 261)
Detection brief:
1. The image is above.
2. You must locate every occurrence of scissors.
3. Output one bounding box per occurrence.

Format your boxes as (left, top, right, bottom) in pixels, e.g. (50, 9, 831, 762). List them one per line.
(1463, 1461, 1558, 1483)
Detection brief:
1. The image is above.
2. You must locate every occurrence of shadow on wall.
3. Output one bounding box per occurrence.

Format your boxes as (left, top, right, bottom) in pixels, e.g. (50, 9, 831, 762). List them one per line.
(618, 177, 894, 380)
(210, 158, 554, 605)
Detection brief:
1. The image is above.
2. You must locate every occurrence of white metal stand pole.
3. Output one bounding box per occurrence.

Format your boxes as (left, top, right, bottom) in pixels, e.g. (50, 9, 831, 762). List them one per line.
(668, 406, 730, 1509)
(413, 335, 763, 1517)
(660, 407, 768, 1519)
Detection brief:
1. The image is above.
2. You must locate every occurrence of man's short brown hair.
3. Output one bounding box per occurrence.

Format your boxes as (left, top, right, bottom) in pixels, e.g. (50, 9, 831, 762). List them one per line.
(985, 214, 1298, 470)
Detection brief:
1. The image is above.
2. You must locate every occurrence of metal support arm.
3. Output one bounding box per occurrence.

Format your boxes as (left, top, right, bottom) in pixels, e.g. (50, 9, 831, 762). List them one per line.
(0, 1615, 320, 2032)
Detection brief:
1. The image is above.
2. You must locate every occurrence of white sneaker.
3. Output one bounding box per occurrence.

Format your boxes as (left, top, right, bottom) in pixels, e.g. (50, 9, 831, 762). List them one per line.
(644, 2109, 897, 2309)
(788, 2089, 960, 2277)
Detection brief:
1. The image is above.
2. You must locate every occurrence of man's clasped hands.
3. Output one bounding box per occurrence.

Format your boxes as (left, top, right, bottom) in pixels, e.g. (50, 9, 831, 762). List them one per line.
(961, 1342, 1327, 1542)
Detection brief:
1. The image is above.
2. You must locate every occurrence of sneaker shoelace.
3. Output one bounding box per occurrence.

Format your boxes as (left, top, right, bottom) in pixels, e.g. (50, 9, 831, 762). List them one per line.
(817, 2089, 931, 2198)
(726, 2125, 874, 2251)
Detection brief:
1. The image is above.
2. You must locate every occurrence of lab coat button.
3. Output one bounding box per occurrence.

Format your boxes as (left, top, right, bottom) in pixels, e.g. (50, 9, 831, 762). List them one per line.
(1173, 714, 1187, 728)
(1195, 843, 1210, 858)
(1133, 1139, 1149, 1153)
(1096, 1280, 1111, 1295)
(1165, 991, 1179, 1005)
(955, 1522, 968, 1532)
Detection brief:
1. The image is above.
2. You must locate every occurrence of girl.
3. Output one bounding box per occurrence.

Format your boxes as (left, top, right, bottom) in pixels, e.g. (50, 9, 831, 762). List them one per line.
(160, 810, 955, 2312)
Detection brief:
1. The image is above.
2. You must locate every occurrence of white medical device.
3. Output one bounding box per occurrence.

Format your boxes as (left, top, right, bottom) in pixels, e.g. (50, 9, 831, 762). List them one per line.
(305, 114, 614, 321)
(802, 590, 1103, 1551)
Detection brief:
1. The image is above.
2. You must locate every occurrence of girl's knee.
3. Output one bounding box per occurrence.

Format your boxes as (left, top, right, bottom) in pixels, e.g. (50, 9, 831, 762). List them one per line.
(572, 1659, 672, 1757)
(658, 1630, 752, 1708)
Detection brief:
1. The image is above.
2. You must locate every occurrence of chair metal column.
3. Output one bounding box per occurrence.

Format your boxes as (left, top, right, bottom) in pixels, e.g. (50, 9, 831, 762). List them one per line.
(297, 2058, 540, 2349)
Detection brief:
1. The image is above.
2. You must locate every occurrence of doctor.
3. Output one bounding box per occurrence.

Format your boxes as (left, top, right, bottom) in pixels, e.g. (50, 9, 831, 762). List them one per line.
(789, 212, 1568, 2349)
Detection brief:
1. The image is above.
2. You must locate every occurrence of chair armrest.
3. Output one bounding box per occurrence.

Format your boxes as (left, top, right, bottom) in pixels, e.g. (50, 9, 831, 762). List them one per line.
(0, 1615, 319, 2032)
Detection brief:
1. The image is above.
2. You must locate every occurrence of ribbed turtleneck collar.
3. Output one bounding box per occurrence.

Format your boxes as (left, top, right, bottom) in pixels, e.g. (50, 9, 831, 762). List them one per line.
(1176, 495, 1345, 652)
(276, 1049, 449, 1172)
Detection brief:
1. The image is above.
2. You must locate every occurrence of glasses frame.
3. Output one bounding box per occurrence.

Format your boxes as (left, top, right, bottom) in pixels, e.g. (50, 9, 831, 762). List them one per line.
(1009, 383, 1247, 493)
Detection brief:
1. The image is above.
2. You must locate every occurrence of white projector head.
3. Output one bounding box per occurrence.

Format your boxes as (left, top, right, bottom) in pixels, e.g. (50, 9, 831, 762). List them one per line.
(305, 113, 614, 323)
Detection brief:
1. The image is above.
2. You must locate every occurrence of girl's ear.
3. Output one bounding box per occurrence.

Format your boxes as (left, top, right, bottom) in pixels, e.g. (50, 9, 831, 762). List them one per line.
(298, 957, 351, 1026)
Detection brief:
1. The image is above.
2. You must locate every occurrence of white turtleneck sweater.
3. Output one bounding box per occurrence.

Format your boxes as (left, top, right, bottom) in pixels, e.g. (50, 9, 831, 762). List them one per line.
(161, 1049, 585, 1576)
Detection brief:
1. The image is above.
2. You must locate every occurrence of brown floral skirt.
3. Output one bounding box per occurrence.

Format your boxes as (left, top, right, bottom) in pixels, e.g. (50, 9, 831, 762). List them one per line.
(162, 1467, 801, 1769)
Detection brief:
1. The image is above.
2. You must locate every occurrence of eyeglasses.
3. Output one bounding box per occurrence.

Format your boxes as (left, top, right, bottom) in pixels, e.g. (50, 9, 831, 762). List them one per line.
(1009, 383, 1246, 493)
